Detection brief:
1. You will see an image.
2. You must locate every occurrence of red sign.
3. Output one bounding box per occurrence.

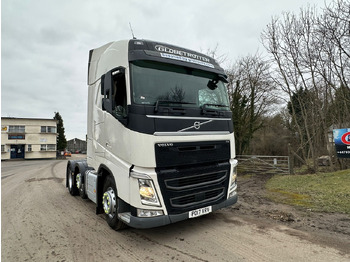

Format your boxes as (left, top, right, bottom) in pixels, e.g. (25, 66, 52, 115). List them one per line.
(341, 132, 350, 145)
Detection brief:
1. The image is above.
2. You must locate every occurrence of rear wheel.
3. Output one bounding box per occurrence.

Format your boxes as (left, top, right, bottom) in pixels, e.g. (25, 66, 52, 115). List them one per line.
(102, 175, 127, 230)
(76, 173, 88, 199)
(67, 165, 79, 196)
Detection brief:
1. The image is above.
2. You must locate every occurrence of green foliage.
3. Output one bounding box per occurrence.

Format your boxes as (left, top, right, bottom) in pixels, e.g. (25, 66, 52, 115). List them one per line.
(230, 80, 264, 155)
(54, 112, 67, 151)
(329, 84, 350, 126)
(287, 88, 313, 128)
(231, 83, 252, 154)
(249, 114, 290, 156)
(227, 54, 276, 155)
(266, 170, 350, 214)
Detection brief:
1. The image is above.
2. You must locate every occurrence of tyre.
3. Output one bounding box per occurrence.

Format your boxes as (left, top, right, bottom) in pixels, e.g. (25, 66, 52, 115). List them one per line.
(76, 173, 88, 199)
(102, 175, 127, 230)
(67, 165, 79, 196)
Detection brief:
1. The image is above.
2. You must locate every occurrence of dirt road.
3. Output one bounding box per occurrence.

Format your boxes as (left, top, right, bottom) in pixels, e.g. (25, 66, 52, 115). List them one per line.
(2, 157, 349, 262)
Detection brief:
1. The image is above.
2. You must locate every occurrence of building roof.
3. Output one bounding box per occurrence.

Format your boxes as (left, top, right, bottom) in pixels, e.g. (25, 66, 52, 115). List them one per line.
(2, 117, 57, 122)
(67, 138, 86, 142)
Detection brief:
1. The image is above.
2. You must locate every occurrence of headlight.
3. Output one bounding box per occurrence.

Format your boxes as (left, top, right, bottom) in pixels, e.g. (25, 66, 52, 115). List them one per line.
(230, 165, 237, 187)
(229, 165, 237, 198)
(138, 179, 161, 206)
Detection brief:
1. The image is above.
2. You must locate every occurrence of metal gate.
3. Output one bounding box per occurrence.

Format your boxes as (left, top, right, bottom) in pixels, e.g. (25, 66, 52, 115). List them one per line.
(236, 155, 291, 174)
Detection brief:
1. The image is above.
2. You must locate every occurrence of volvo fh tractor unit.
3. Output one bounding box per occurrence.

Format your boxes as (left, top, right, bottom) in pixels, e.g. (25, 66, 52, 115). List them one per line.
(66, 39, 238, 230)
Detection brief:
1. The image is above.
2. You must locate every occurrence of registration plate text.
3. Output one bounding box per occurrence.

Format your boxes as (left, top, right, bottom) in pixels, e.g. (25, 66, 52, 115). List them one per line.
(189, 206, 212, 218)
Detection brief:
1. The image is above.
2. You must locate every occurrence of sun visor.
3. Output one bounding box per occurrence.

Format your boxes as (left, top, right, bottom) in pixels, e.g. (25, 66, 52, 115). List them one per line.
(128, 40, 227, 77)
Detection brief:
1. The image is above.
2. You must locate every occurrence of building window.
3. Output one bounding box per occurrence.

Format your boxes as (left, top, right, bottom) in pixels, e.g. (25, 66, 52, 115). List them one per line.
(1, 145, 5, 152)
(8, 134, 25, 140)
(8, 125, 25, 133)
(27, 145, 32, 152)
(48, 126, 56, 133)
(41, 126, 57, 133)
(41, 144, 56, 151)
(47, 144, 56, 151)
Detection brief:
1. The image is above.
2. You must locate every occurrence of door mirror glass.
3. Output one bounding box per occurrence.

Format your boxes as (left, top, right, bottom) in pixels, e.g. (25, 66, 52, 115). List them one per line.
(102, 71, 115, 113)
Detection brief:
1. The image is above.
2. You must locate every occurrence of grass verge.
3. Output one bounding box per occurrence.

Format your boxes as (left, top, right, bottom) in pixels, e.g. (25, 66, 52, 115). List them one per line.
(265, 169, 350, 214)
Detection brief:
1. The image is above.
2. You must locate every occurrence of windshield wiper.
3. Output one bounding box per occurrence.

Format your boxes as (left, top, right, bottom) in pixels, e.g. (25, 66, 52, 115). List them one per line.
(201, 103, 230, 116)
(201, 103, 229, 109)
(154, 100, 196, 113)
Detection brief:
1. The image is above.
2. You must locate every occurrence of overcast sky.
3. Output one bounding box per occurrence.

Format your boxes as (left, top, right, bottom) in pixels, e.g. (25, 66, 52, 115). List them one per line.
(1, 0, 328, 140)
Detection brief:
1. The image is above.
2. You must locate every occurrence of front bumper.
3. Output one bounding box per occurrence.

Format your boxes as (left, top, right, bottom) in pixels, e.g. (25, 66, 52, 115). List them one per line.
(123, 194, 238, 229)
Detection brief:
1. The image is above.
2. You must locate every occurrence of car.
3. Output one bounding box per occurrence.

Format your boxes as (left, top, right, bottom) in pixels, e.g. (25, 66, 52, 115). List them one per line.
(64, 151, 72, 157)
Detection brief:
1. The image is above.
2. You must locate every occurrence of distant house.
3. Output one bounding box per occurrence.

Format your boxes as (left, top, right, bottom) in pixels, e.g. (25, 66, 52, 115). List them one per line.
(67, 138, 87, 153)
(1, 117, 57, 160)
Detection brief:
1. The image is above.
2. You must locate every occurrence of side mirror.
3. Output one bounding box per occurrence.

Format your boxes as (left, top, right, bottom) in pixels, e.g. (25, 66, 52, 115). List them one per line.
(102, 71, 115, 113)
(207, 79, 218, 90)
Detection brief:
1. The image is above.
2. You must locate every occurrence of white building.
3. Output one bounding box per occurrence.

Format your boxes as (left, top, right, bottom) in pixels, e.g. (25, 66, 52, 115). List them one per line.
(1, 117, 57, 160)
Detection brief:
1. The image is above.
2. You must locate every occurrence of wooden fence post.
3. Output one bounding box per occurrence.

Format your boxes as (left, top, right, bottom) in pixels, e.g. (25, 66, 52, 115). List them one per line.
(288, 143, 294, 175)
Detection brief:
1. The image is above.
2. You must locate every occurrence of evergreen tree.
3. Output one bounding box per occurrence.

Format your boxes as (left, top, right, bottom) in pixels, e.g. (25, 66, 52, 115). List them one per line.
(54, 112, 67, 151)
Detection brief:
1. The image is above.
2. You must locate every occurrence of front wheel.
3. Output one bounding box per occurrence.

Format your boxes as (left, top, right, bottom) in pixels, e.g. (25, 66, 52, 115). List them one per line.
(102, 176, 127, 230)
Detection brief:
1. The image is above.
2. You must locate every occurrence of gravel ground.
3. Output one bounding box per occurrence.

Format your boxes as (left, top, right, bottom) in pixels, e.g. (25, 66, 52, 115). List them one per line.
(2, 157, 350, 261)
(232, 173, 350, 255)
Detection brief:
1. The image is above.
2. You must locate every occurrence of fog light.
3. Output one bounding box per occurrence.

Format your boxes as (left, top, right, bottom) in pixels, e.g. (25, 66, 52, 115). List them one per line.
(137, 209, 164, 217)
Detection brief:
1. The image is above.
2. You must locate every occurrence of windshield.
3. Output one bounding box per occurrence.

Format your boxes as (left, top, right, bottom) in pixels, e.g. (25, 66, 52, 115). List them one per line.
(130, 61, 230, 109)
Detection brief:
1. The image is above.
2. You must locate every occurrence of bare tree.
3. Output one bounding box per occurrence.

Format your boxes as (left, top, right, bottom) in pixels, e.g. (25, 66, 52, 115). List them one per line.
(261, 0, 350, 172)
(317, 0, 350, 125)
(204, 44, 228, 65)
(226, 53, 278, 154)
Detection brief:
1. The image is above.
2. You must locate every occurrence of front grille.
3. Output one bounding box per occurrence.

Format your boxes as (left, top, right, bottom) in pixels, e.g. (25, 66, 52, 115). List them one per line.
(165, 170, 227, 190)
(170, 188, 225, 208)
(155, 140, 230, 168)
(157, 162, 230, 215)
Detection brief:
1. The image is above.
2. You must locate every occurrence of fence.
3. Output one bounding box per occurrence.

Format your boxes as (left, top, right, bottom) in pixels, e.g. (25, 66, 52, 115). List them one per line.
(236, 155, 292, 175)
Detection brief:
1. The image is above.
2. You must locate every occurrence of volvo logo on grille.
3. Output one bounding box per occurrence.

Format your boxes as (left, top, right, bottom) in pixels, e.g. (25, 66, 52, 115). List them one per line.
(157, 143, 173, 147)
(194, 121, 201, 130)
(177, 119, 213, 132)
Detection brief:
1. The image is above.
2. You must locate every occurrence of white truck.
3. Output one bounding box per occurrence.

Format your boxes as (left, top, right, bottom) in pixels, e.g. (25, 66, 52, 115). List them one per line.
(66, 39, 238, 230)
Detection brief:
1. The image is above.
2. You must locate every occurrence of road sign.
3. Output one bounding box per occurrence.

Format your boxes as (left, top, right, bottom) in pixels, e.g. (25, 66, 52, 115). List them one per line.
(333, 128, 350, 158)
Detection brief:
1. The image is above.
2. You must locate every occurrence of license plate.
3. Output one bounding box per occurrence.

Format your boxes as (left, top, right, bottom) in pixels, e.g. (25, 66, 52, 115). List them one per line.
(189, 206, 212, 218)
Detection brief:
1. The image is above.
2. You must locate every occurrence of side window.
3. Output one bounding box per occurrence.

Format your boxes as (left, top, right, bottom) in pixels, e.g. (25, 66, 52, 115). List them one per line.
(113, 74, 127, 118)
(101, 67, 127, 123)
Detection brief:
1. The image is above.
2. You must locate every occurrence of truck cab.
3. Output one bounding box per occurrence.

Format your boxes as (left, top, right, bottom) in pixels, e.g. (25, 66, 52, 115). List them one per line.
(67, 39, 238, 230)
